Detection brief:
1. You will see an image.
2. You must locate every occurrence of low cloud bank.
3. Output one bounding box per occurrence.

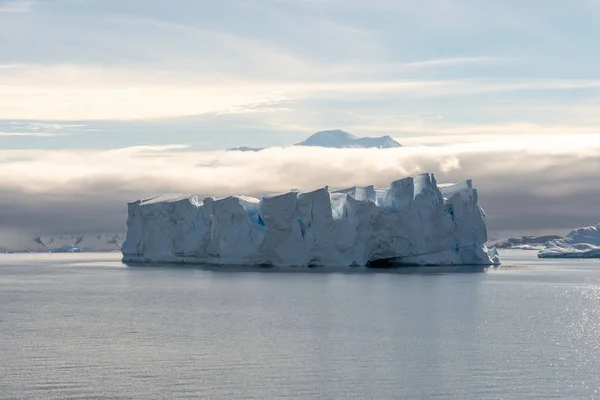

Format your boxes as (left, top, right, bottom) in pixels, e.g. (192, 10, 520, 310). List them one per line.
(2, 136, 600, 240)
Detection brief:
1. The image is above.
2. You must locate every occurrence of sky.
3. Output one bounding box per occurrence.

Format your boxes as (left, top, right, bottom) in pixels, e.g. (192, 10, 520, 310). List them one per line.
(1, 0, 600, 242)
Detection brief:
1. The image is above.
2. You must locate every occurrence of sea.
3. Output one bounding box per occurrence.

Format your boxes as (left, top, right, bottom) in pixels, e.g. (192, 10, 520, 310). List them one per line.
(1, 250, 600, 399)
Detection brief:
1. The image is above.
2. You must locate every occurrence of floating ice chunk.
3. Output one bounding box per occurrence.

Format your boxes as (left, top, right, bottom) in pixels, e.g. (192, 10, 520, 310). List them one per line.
(50, 245, 82, 253)
(487, 246, 501, 265)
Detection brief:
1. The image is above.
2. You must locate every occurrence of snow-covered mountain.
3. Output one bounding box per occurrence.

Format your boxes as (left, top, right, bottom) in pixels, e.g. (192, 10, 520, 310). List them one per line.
(539, 224, 600, 258)
(1, 234, 125, 253)
(227, 129, 402, 151)
(296, 130, 402, 149)
(487, 235, 562, 250)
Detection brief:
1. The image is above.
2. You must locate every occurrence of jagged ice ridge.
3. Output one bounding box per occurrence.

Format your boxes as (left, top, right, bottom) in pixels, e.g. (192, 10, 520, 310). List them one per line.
(122, 173, 500, 267)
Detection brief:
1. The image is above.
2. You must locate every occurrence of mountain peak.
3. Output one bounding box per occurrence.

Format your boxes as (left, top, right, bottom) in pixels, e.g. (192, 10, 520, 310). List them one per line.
(295, 129, 401, 149)
(296, 130, 359, 148)
(311, 129, 357, 139)
(227, 129, 402, 151)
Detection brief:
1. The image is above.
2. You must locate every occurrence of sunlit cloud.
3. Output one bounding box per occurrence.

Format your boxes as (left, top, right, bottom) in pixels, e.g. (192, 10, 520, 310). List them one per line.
(0, 121, 87, 138)
(391, 124, 600, 145)
(2, 136, 600, 238)
(2, 64, 600, 120)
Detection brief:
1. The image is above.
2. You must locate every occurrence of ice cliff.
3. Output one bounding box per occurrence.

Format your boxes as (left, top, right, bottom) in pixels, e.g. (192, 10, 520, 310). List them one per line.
(538, 224, 600, 258)
(122, 173, 499, 267)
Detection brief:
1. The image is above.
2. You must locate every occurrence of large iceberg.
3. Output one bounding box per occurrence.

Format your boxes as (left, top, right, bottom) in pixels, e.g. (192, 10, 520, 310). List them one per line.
(538, 224, 600, 258)
(122, 173, 499, 267)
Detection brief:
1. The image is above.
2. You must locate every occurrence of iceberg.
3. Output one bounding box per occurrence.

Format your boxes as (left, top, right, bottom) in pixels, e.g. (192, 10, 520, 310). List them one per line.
(121, 173, 499, 267)
(49, 245, 83, 253)
(487, 246, 501, 265)
(538, 224, 600, 258)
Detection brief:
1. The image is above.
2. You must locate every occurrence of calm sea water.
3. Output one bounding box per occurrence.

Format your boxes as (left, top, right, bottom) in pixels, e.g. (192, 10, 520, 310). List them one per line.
(2, 251, 600, 399)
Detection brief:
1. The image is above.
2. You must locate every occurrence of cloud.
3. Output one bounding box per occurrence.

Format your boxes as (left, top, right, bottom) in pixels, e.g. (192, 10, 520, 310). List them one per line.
(281, 0, 567, 35)
(0, 0, 33, 13)
(395, 57, 508, 69)
(0, 121, 86, 139)
(0, 132, 71, 137)
(2, 136, 600, 239)
(0, 1, 596, 131)
(390, 125, 600, 145)
(3, 63, 600, 121)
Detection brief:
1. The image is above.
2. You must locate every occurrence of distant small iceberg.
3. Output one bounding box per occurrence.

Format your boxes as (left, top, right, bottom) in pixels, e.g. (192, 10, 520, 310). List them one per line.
(49, 245, 83, 253)
(538, 223, 600, 258)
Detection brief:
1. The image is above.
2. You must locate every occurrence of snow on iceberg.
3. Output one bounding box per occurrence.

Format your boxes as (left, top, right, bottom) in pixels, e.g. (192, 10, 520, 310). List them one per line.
(538, 224, 600, 258)
(121, 173, 499, 267)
